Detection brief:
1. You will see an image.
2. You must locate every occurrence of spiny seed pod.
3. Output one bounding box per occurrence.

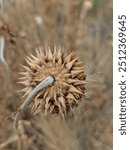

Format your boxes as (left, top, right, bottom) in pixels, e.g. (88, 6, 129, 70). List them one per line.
(19, 47, 87, 117)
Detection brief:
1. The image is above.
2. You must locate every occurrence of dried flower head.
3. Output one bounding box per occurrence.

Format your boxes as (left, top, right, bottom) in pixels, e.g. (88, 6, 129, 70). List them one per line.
(19, 47, 87, 117)
(0, 23, 17, 45)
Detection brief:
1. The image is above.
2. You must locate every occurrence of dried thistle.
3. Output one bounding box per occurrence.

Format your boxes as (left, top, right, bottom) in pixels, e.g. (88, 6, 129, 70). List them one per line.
(19, 47, 87, 117)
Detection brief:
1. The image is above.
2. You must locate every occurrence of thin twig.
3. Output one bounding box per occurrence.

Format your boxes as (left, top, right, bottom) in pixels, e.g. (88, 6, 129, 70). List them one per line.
(0, 36, 9, 73)
(0, 0, 5, 11)
(0, 0, 5, 20)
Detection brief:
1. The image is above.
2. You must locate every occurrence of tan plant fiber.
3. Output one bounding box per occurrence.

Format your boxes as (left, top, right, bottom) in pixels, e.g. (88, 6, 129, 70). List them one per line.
(19, 46, 87, 117)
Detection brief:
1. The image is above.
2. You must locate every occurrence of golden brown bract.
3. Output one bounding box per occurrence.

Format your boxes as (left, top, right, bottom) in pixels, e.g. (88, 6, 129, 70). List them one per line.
(19, 47, 87, 117)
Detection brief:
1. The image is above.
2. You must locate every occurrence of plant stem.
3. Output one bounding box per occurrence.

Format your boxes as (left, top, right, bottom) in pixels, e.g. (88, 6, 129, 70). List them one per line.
(14, 75, 54, 126)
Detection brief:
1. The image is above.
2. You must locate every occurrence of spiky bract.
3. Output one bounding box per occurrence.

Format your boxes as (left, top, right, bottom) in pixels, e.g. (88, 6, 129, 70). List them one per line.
(19, 47, 86, 117)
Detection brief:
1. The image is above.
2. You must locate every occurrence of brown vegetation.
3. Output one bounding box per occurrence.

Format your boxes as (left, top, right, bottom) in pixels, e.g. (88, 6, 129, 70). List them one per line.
(0, 0, 112, 150)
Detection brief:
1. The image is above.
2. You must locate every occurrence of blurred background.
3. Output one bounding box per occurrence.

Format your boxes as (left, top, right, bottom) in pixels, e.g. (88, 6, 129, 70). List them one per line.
(0, 0, 112, 150)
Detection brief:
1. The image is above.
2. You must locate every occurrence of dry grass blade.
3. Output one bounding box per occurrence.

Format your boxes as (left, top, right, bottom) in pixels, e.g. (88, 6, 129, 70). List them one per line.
(0, 135, 18, 149)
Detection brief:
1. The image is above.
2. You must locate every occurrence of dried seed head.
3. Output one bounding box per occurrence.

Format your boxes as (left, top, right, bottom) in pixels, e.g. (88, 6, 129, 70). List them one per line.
(0, 23, 17, 45)
(19, 47, 87, 117)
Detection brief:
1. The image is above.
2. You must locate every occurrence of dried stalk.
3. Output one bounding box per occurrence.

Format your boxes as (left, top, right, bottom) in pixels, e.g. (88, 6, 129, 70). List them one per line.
(14, 75, 54, 126)
(0, 36, 9, 72)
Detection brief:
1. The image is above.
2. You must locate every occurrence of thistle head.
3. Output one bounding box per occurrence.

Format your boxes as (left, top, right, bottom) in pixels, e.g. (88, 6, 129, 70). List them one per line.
(19, 47, 87, 117)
